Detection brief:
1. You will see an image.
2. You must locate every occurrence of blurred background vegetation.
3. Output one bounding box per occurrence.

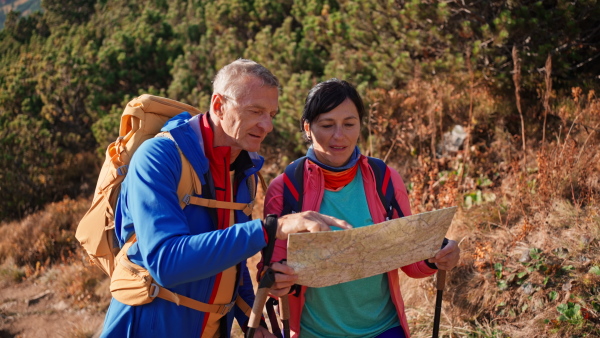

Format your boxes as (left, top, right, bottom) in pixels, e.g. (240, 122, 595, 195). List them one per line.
(1, 0, 599, 337)
(1, 0, 599, 220)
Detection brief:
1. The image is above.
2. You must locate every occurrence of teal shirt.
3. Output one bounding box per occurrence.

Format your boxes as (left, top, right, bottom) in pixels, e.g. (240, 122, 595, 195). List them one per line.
(300, 169, 400, 337)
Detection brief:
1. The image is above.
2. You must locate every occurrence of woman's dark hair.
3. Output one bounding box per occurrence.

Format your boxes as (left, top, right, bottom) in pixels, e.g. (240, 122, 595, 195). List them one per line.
(301, 78, 366, 132)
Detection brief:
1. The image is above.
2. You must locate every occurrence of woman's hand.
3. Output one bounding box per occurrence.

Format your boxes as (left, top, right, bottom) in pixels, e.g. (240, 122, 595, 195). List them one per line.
(254, 325, 275, 337)
(428, 239, 460, 270)
(267, 261, 298, 298)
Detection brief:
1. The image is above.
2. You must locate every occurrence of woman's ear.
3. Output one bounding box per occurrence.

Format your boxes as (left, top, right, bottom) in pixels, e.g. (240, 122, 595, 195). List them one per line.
(303, 121, 312, 142)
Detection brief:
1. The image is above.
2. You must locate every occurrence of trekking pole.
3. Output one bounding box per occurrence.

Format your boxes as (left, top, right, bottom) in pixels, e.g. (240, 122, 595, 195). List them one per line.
(432, 269, 446, 338)
(246, 268, 276, 338)
(279, 294, 291, 338)
(265, 297, 283, 338)
(247, 219, 278, 338)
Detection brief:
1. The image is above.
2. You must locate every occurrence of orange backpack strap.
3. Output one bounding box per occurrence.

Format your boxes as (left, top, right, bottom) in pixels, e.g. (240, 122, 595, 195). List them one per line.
(235, 296, 252, 317)
(257, 171, 267, 195)
(156, 132, 255, 216)
(154, 286, 251, 316)
(114, 234, 250, 315)
(182, 195, 254, 216)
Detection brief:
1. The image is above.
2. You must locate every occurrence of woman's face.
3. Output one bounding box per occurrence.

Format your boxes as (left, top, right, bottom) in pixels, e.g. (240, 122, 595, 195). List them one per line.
(304, 98, 361, 168)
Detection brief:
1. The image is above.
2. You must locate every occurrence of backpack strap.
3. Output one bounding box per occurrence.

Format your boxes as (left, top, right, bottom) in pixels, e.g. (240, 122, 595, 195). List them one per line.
(118, 234, 252, 316)
(182, 194, 254, 216)
(256, 171, 268, 195)
(156, 132, 255, 216)
(154, 284, 251, 316)
(281, 157, 307, 215)
(367, 157, 403, 220)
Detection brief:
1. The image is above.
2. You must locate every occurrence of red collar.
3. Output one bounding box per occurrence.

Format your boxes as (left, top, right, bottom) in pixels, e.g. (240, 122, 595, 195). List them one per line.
(200, 113, 231, 162)
(200, 113, 232, 229)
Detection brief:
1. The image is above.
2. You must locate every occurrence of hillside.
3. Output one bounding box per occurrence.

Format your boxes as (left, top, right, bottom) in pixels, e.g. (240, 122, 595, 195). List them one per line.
(1, 129, 599, 337)
(0, 0, 40, 28)
(1, 0, 599, 337)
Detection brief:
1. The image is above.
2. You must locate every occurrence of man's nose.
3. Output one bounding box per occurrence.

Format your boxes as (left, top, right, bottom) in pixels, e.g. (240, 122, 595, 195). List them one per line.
(258, 114, 274, 133)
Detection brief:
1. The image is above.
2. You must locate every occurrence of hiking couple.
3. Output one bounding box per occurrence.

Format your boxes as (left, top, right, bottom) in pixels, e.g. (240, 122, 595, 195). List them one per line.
(100, 59, 460, 337)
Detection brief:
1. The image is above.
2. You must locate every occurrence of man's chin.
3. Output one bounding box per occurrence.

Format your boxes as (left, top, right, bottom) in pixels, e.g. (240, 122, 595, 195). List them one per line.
(244, 143, 262, 153)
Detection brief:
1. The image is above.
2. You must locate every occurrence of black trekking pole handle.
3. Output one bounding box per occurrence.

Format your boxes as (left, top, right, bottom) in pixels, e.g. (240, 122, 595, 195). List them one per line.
(432, 269, 446, 338)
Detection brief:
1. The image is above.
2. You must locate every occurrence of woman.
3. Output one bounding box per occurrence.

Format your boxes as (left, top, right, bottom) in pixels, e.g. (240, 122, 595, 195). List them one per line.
(262, 79, 460, 338)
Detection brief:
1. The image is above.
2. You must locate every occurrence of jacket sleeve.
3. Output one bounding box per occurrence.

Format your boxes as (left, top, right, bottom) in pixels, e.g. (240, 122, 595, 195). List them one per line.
(119, 137, 267, 287)
(388, 166, 438, 278)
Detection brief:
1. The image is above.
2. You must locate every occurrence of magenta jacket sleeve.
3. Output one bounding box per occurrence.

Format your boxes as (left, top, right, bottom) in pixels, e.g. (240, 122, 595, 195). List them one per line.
(260, 174, 289, 268)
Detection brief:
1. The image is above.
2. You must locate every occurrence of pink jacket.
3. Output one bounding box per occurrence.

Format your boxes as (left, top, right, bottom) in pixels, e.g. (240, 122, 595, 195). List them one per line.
(263, 155, 437, 338)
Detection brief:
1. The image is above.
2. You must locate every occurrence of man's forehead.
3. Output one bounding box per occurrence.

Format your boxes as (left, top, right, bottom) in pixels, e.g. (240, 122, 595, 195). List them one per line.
(237, 88, 279, 111)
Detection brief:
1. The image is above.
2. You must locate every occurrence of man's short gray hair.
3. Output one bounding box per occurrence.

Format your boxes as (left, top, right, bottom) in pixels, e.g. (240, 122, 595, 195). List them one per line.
(212, 59, 280, 101)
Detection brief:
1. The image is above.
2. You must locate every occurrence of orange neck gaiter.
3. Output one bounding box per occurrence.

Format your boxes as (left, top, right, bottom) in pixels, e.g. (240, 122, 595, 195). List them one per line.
(309, 160, 359, 190)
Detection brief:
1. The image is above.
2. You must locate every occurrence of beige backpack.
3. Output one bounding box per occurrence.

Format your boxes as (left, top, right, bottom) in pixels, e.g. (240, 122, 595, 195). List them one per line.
(76, 94, 263, 314)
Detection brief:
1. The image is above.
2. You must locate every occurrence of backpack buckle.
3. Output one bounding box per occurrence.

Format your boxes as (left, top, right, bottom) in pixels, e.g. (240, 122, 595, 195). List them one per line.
(218, 300, 235, 315)
(242, 202, 253, 216)
(117, 165, 128, 176)
(182, 194, 191, 205)
(149, 283, 160, 298)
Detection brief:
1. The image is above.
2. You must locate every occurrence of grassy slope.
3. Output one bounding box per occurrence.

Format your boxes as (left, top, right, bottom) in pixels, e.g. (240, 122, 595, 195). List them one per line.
(0, 90, 599, 337)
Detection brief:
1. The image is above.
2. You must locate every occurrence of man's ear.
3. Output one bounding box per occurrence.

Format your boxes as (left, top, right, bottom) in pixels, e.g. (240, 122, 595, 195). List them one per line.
(211, 94, 225, 118)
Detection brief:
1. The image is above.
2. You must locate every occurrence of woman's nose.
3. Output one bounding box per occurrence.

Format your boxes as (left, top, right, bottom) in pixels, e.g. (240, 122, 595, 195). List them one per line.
(333, 126, 344, 139)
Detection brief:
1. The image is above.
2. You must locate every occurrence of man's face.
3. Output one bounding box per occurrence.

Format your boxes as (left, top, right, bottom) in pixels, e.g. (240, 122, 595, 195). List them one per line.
(214, 76, 279, 157)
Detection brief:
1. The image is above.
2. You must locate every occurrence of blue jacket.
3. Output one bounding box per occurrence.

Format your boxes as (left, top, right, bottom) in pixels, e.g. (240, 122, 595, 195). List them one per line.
(101, 113, 267, 337)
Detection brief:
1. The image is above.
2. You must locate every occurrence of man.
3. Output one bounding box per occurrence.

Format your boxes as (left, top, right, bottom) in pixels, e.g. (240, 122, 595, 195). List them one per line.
(100, 59, 351, 337)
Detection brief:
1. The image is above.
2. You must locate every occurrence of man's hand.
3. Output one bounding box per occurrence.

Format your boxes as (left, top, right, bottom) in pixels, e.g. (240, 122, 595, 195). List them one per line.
(427, 239, 460, 270)
(276, 211, 352, 240)
(268, 262, 297, 298)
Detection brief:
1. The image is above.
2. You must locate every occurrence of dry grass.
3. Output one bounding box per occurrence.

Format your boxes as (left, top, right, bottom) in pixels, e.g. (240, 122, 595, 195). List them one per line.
(0, 197, 91, 271)
(390, 86, 600, 337)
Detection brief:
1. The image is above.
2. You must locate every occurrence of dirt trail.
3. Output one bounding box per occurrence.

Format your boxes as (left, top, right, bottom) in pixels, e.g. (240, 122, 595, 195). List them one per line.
(0, 278, 104, 338)
(0, 253, 262, 338)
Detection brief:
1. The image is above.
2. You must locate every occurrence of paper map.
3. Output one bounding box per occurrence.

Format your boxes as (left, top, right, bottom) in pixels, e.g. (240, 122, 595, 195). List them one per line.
(286, 207, 457, 288)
